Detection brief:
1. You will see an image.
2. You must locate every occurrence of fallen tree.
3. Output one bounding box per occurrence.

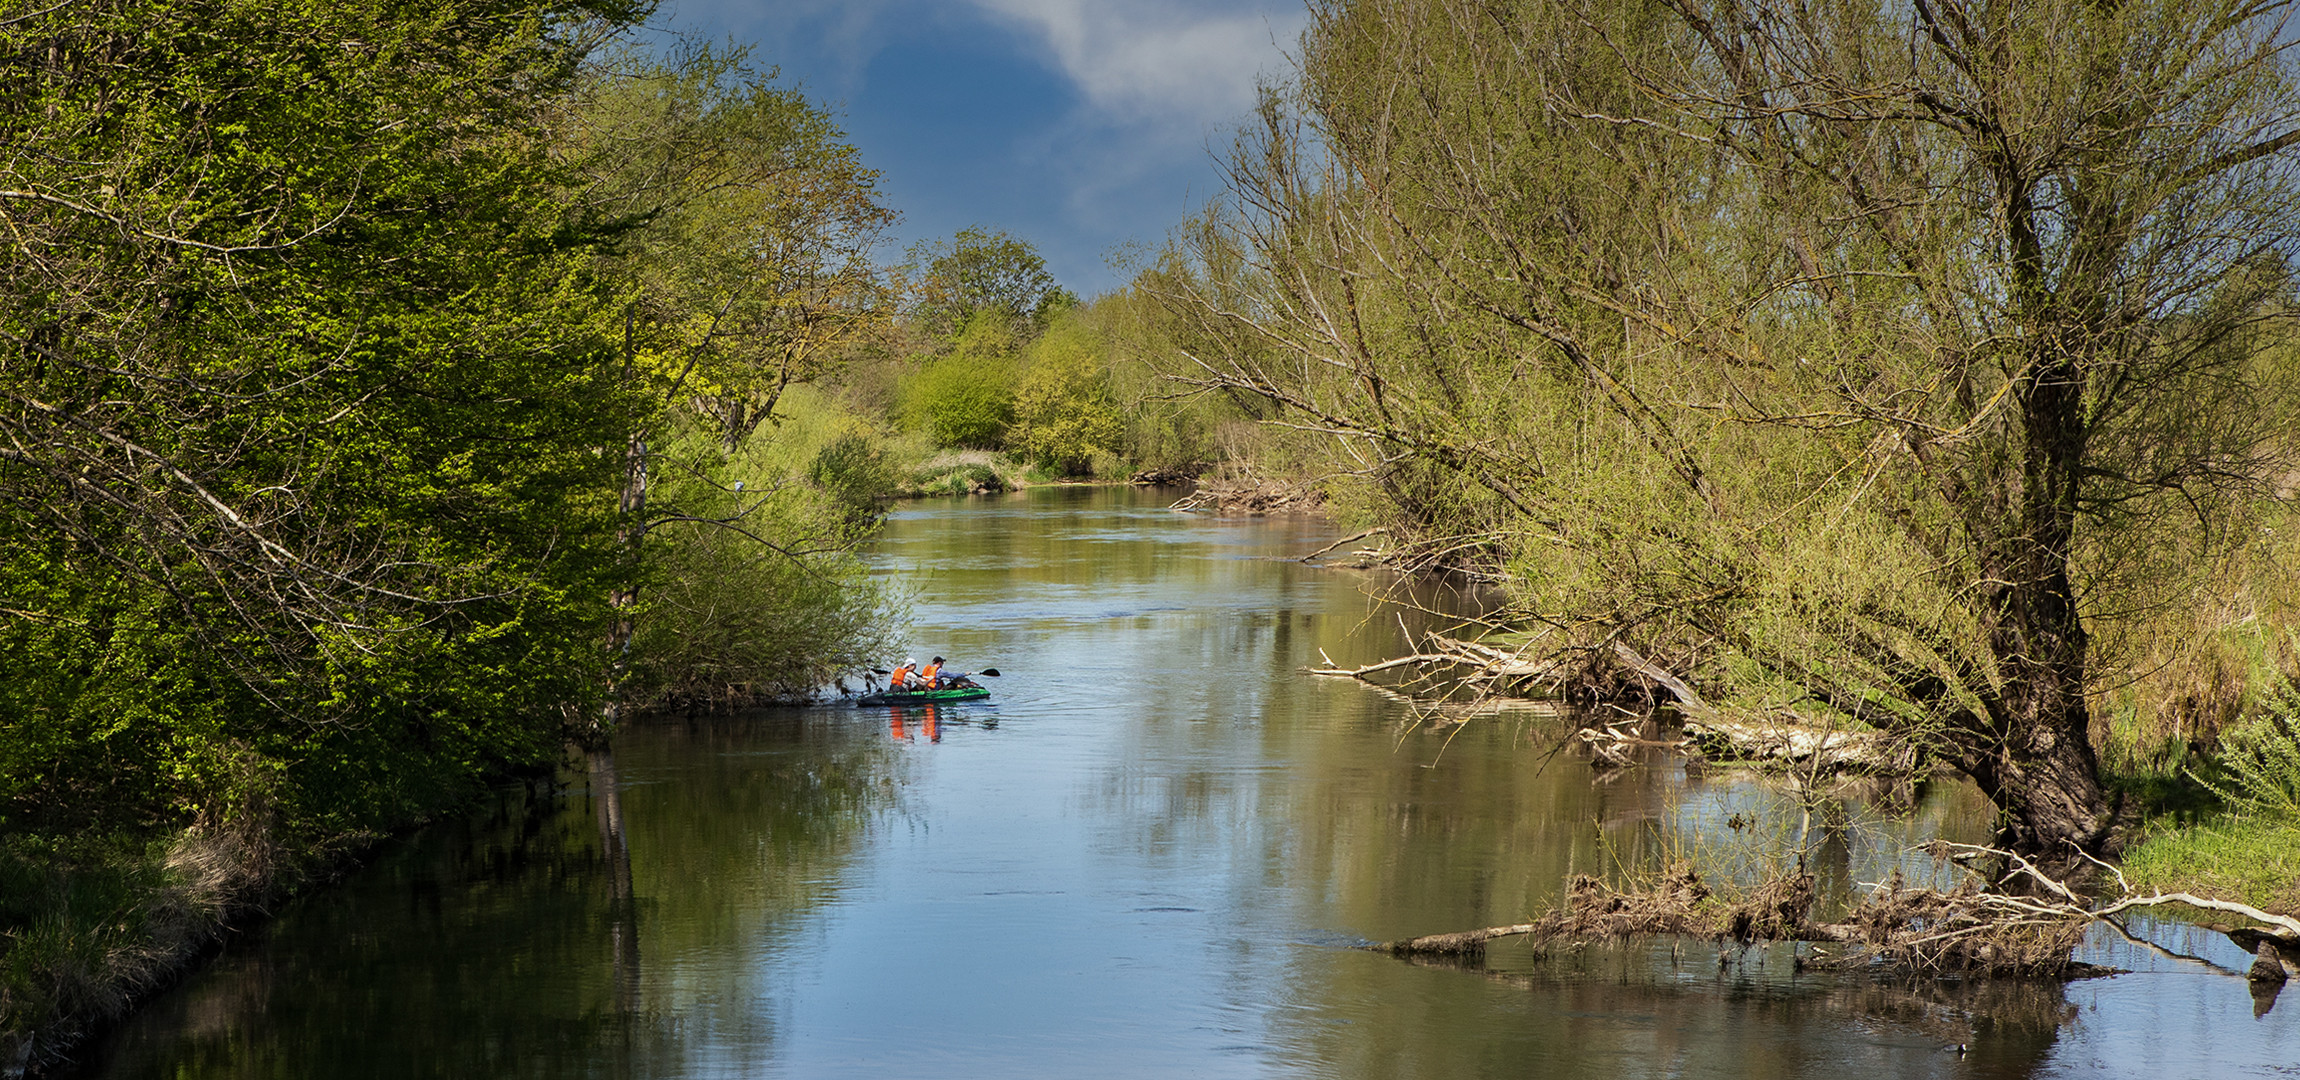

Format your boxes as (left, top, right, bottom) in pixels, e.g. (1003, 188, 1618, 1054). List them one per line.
(1371, 842, 2300, 984)
(1314, 633, 1919, 773)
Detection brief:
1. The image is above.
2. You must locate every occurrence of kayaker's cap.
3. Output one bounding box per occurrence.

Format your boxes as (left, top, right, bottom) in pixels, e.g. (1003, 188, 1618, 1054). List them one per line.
(905, 657, 916, 665)
(932, 656, 945, 665)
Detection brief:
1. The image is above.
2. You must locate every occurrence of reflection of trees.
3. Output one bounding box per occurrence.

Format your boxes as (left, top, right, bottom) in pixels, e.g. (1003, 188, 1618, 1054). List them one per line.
(589, 749, 640, 1017)
(79, 711, 896, 1079)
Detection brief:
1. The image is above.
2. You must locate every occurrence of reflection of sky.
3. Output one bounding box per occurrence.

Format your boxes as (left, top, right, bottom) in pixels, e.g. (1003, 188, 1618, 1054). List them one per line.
(79, 486, 2300, 1079)
(641, 0, 1309, 296)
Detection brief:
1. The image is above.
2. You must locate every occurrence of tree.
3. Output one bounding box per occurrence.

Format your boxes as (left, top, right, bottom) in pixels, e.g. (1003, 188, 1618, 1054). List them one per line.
(1153, 0, 2300, 854)
(1010, 317, 1123, 474)
(905, 312, 1021, 448)
(0, 0, 647, 834)
(564, 42, 901, 729)
(901, 227, 1072, 338)
(574, 41, 897, 452)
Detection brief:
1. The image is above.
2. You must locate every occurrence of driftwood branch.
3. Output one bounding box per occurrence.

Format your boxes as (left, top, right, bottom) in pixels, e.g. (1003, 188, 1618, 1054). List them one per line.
(1299, 527, 1390, 563)
(1306, 632, 1562, 687)
(1307, 653, 1458, 678)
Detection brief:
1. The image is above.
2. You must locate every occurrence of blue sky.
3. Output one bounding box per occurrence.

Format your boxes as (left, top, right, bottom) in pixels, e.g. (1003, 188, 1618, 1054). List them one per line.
(646, 0, 1309, 297)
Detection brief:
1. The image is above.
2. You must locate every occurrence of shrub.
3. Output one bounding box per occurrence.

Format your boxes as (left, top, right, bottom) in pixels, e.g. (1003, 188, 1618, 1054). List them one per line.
(903, 314, 1018, 448)
(1010, 320, 1122, 475)
(808, 433, 897, 531)
(2193, 682, 2300, 820)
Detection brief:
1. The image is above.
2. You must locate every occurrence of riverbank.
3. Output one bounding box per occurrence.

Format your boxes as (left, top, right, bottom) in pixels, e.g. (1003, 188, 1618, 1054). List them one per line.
(2123, 819, 2300, 914)
(5, 822, 299, 1076)
(0, 765, 564, 1077)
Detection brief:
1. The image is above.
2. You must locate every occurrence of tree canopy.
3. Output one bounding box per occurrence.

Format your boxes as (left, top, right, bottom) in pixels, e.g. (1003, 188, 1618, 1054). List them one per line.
(1153, 0, 2300, 854)
(901, 226, 1075, 339)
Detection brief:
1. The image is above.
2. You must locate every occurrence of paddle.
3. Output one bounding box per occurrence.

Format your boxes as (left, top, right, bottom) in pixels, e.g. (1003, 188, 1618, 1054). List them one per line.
(870, 666, 998, 677)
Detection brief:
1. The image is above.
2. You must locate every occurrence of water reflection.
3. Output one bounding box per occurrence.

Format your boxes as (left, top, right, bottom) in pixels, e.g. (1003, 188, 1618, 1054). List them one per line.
(66, 487, 2300, 1079)
(588, 749, 640, 1016)
(67, 713, 897, 1080)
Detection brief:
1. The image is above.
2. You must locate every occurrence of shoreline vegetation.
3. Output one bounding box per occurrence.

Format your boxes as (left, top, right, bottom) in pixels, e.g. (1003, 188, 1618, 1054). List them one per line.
(0, 1, 1227, 1070)
(1115, 0, 2300, 995)
(14, 0, 2300, 1072)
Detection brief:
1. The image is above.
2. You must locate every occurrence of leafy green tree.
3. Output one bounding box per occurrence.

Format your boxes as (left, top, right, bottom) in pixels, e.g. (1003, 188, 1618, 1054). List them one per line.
(627, 425, 905, 709)
(566, 41, 901, 726)
(576, 41, 897, 453)
(1011, 318, 1123, 475)
(0, 0, 647, 839)
(901, 227, 1073, 339)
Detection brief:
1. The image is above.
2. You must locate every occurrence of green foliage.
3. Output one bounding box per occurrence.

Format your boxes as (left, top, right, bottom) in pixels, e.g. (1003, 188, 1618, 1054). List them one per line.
(0, 0, 641, 844)
(1096, 257, 1257, 473)
(1010, 317, 1123, 475)
(629, 426, 906, 709)
(575, 40, 895, 453)
(2192, 685, 2300, 820)
(1142, 0, 2300, 851)
(809, 433, 900, 530)
(0, 0, 918, 1057)
(901, 227, 1068, 339)
(904, 314, 1019, 448)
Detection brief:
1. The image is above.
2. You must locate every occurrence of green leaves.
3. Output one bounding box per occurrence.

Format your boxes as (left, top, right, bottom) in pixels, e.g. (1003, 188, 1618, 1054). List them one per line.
(0, 0, 642, 837)
(900, 227, 1069, 340)
(1010, 316, 1121, 475)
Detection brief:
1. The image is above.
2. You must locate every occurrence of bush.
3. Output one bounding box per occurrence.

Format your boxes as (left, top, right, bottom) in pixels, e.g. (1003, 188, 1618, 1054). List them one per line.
(2192, 682, 2300, 820)
(903, 314, 1018, 448)
(1010, 320, 1122, 475)
(631, 427, 907, 708)
(808, 433, 898, 531)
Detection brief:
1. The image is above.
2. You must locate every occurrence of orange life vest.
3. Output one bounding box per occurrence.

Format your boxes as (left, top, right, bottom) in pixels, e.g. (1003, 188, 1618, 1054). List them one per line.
(889, 664, 914, 688)
(920, 662, 941, 687)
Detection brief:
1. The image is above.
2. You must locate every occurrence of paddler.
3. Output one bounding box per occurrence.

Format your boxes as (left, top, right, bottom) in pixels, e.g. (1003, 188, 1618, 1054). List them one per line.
(889, 658, 918, 691)
(919, 656, 944, 689)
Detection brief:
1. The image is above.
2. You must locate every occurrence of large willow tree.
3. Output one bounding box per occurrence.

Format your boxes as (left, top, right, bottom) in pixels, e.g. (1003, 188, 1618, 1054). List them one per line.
(1157, 0, 2300, 853)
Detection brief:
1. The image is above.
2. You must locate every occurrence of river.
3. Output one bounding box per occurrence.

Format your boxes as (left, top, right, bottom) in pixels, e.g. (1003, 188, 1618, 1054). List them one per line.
(62, 486, 2300, 1078)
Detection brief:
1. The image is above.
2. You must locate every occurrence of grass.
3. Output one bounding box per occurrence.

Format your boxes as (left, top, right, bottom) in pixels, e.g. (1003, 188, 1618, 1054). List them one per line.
(2120, 816, 2300, 913)
(898, 451, 1020, 497)
(2107, 650, 2300, 914)
(0, 825, 262, 1073)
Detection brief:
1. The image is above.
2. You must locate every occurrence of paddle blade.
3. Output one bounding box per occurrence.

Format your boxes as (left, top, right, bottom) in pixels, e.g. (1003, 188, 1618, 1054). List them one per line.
(977, 668, 1000, 677)
(870, 668, 891, 675)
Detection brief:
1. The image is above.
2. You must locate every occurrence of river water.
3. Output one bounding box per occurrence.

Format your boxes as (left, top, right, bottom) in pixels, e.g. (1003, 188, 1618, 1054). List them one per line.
(64, 486, 2300, 1078)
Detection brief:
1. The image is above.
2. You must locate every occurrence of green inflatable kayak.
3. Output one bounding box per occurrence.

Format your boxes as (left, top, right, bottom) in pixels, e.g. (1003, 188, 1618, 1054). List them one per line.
(854, 686, 990, 707)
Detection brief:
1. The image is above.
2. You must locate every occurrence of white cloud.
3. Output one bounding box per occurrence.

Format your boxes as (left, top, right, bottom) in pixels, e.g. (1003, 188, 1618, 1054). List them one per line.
(968, 0, 1305, 129)
(652, 0, 910, 92)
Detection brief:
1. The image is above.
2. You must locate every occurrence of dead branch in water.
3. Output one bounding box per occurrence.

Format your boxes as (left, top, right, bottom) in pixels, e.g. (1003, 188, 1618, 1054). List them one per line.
(1169, 473, 1324, 514)
(1298, 527, 1390, 563)
(1307, 631, 1563, 693)
(1371, 842, 2300, 982)
(1318, 631, 1916, 773)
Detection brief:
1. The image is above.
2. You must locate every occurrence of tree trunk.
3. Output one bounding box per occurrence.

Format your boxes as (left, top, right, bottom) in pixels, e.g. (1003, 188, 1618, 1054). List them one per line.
(1957, 338, 2115, 855)
(588, 430, 647, 749)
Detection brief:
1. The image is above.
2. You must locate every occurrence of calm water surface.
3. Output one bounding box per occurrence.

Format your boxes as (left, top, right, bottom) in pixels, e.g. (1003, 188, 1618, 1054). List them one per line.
(67, 487, 2300, 1078)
